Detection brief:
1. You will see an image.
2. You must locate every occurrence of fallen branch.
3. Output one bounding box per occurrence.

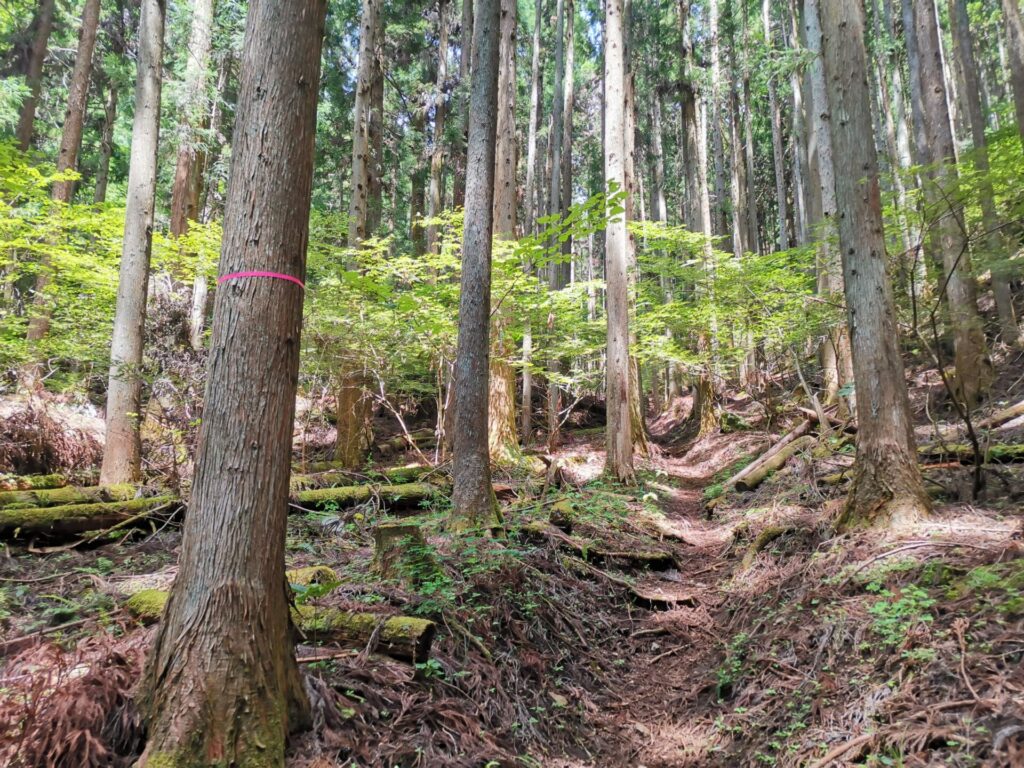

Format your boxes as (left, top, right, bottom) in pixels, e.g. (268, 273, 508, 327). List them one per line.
(734, 435, 817, 492)
(725, 421, 815, 491)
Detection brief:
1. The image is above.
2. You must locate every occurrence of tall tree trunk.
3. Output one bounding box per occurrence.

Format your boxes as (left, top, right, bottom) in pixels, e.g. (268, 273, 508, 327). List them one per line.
(137, 1, 327, 762)
(907, 0, 993, 406)
(348, 0, 382, 246)
(740, 6, 760, 255)
(427, 0, 450, 255)
(546, 0, 567, 449)
(787, 0, 809, 245)
(16, 0, 55, 150)
(99, 0, 165, 487)
(169, 0, 215, 237)
(21, 0, 101, 387)
(605, 0, 635, 483)
(949, 0, 1019, 344)
(521, 0, 543, 444)
(763, 0, 790, 250)
(818, 0, 930, 530)
(708, 0, 728, 242)
(804, 0, 853, 415)
(93, 83, 118, 203)
(452, 0, 501, 531)
(52, 0, 101, 204)
(489, 0, 519, 462)
(367, 47, 384, 233)
(650, 94, 668, 224)
(452, 0, 474, 207)
(1004, 0, 1024, 146)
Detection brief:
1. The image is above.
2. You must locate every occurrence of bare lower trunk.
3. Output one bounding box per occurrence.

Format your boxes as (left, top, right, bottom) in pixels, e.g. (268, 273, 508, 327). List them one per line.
(605, 0, 635, 483)
(348, 0, 382, 246)
(488, 0, 519, 461)
(819, 0, 930, 530)
(93, 84, 118, 203)
(451, 0, 501, 531)
(137, 2, 326, 764)
(17, 0, 56, 150)
(99, 0, 165, 487)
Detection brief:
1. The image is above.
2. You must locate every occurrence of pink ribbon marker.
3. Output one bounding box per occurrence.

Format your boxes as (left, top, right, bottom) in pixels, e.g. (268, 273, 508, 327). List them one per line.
(217, 270, 305, 290)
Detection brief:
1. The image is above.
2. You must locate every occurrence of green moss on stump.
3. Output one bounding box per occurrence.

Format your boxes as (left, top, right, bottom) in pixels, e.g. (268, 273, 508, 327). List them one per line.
(286, 565, 338, 586)
(125, 589, 169, 623)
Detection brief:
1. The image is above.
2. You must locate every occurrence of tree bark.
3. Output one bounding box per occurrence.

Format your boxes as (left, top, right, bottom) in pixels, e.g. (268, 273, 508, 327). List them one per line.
(1004, 0, 1024, 146)
(169, 0, 215, 237)
(763, 0, 790, 250)
(521, 0, 543, 444)
(948, 0, 1019, 345)
(52, 0, 101, 204)
(605, 0, 635, 484)
(348, 0, 382, 246)
(137, 1, 327, 764)
(451, 0, 501, 531)
(100, 0, 166, 487)
(426, 0, 451, 255)
(489, 0, 519, 462)
(452, 0, 474, 207)
(93, 83, 118, 204)
(818, 0, 930, 530)
(16, 0, 55, 150)
(907, 0, 992, 407)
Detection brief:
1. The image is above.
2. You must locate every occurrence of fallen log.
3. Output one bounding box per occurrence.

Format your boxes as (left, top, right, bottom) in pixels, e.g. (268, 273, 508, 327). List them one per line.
(977, 399, 1024, 430)
(918, 443, 1024, 464)
(734, 435, 817, 492)
(725, 420, 815, 491)
(0, 473, 69, 491)
(292, 605, 436, 662)
(293, 482, 440, 512)
(0, 496, 179, 539)
(290, 464, 437, 490)
(121, 586, 436, 663)
(0, 483, 137, 509)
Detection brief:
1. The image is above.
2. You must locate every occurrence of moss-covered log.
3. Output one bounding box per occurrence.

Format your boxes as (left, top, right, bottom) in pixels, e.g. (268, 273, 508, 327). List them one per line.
(0, 473, 70, 491)
(292, 604, 436, 662)
(734, 435, 817, 492)
(0, 483, 137, 509)
(121, 584, 435, 663)
(286, 565, 338, 586)
(0, 495, 179, 539)
(293, 482, 440, 512)
(726, 421, 814, 491)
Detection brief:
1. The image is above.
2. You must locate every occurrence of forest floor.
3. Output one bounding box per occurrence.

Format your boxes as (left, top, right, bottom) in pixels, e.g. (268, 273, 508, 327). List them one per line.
(0, 372, 1023, 767)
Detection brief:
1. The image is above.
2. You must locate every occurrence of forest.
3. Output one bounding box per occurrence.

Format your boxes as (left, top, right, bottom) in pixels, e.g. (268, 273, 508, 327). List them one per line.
(0, 0, 1022, 765)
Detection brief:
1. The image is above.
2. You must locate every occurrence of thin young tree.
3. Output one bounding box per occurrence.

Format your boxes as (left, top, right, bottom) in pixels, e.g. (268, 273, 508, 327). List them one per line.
(426, 0, 450, 255)
(818, 0, 930, 530)
(546, 0, 567, 449)
(906, 0, 992, 406)
(21, 0, 102, 389)
(16, 0, 55, 150)
(137, 0, 327, 762)
(948, 0, 1019, 345)
(605, 0, 635, 484)
(451, 0, 502, 530)
(99, 0, 166, 486)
